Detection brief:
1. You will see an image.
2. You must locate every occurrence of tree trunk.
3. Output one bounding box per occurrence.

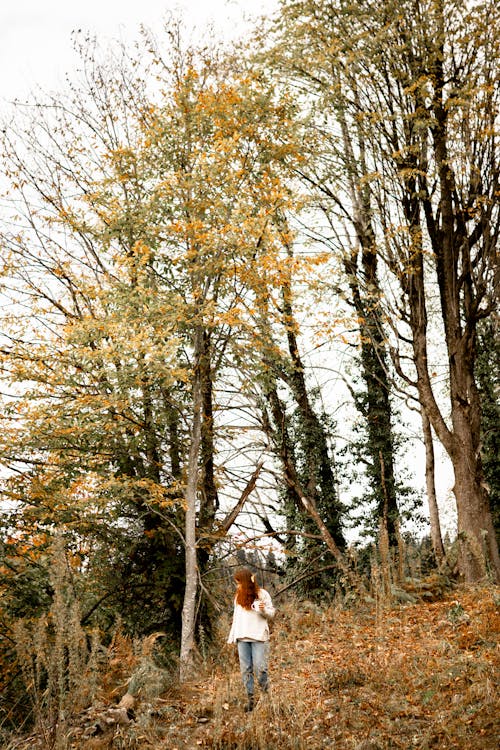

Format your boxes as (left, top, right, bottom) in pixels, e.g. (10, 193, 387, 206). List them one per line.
(338, 98, 400, 546)
(451, 408, 500, 581)
(406, 231, 499, 582)
(420, 409, 445, 565)
(198, 329, 218, 537)
(423, 16, 500, 581)
(179, 333, 203, 683)
(263, 380, 361, 589)
(280, 269, 345, 548)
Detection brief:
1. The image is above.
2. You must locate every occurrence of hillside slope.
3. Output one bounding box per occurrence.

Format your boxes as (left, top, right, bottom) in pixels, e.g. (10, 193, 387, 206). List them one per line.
(157, 585, 499, 749)
(8, 585, 500, 749)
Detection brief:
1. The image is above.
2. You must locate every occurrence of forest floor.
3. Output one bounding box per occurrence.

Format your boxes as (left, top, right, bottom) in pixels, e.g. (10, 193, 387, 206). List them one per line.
(7, 583, 500, 750)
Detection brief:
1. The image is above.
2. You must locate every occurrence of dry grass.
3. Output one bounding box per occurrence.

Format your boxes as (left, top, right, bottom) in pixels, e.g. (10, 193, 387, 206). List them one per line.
(5, 585, 499, 750)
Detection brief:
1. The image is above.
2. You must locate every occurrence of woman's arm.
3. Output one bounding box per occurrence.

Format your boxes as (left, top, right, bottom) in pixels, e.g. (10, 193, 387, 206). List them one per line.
(255, 589, 275, 619)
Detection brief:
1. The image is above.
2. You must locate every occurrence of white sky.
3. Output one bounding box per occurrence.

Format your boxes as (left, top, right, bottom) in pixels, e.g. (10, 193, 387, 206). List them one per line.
(0, 0, 277, 102)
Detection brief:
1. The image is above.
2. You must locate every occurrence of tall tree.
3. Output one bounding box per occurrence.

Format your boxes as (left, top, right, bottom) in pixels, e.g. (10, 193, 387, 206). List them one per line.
(269, 0, 403, 550)
(272, 0, 500, 581)
(0, 29, 306, 676)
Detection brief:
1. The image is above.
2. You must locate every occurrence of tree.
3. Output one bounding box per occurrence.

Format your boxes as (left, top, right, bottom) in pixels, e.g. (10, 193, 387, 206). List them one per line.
(0, 31, 193, 638)
(268, 0, 405, 553)
(0, 27, 307, 678)
(262, 247, 347, 591)
(272, 0, 500, 581)
(136, 45, 309, 674)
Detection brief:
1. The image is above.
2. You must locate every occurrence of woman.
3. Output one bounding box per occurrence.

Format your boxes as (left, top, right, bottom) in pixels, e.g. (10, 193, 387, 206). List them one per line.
(227, 567, 275, 712)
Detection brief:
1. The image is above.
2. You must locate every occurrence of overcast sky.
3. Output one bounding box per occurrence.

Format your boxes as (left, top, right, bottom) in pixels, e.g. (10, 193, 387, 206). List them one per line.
(0, 0, 277, 102)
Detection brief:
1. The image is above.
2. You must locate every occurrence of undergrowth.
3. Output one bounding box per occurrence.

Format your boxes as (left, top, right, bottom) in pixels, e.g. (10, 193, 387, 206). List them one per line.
(2, 583, 499, 749)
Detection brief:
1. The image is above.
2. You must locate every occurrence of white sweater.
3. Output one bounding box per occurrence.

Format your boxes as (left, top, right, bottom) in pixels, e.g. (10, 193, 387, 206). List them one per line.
(227, 589, 275, 643)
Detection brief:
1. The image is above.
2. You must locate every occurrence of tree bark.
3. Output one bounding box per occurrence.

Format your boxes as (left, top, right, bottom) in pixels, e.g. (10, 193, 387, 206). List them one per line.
(179, 331, 203, 683)
(420, 409, 445, 565)
(198, 330, 218, 535)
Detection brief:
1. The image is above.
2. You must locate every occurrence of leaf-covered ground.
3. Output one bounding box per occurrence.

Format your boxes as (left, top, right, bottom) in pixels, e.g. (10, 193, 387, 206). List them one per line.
(8, 584, 500, 749)
(145, 585, 499, 750)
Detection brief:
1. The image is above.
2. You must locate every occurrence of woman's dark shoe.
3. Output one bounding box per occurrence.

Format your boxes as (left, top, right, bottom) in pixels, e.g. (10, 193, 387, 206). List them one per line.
(244, 695, 254, 712)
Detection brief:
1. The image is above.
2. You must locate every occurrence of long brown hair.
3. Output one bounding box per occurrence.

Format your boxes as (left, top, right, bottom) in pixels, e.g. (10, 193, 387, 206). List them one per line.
(234, 568, 260, 610)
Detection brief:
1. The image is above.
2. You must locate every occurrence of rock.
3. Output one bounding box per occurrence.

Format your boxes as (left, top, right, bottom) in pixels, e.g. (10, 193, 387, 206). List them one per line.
(117, 693, 136, 711)
(390, 586, 417, 604)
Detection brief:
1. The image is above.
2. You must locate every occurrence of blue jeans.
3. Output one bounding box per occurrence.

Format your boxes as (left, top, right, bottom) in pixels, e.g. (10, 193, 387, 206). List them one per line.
(237, 640, 270, 696)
